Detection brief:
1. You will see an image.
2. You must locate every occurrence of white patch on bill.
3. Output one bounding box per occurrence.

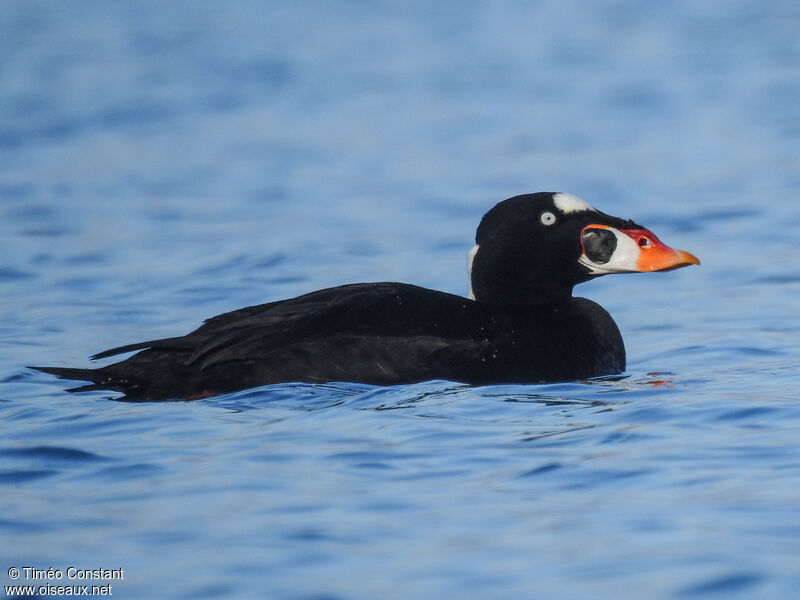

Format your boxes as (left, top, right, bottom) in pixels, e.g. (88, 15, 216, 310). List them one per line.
(466, 244, 479, 300)
(553, 193, 595, 214)
(578, 228, 641, 274)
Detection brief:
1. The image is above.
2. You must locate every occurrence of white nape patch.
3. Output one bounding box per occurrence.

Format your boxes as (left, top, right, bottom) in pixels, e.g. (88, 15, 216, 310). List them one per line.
(466, 244, 479, 300)
(553, 193, 595, 214)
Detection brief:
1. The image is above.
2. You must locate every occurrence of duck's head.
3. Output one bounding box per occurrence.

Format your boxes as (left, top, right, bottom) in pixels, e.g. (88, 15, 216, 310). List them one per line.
(467, 192, 700, 307)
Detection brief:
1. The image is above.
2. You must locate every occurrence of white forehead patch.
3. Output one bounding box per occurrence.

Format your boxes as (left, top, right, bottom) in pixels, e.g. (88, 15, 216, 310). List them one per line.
(553, 193, 595, 214)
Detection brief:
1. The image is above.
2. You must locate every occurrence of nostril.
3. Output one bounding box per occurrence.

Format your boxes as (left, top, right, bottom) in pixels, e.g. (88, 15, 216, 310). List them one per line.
(639, 237, 651, 248)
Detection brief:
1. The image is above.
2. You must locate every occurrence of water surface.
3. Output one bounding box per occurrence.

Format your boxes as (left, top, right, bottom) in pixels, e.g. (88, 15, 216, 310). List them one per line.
(2, 1, 799, 599)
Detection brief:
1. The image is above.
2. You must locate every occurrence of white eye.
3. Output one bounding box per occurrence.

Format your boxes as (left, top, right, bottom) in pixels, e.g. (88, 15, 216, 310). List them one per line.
(540, 211, 557, 226)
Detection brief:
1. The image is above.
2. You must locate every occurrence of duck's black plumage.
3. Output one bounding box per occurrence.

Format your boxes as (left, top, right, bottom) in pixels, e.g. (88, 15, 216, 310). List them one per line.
(34, 192, 698, 400)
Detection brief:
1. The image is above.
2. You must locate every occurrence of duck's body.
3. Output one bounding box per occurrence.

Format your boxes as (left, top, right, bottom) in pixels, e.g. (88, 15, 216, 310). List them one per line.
(34, 193, 698, 400)
(42, 283, 624, 399)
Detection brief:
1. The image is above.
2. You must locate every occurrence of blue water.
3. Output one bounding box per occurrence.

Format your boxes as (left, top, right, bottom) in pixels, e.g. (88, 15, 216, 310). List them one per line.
(2, 1, 799, 598)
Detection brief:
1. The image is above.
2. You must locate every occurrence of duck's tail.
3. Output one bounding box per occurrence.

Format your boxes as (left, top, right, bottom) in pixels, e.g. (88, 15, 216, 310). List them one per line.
(28, 366, 106, 393)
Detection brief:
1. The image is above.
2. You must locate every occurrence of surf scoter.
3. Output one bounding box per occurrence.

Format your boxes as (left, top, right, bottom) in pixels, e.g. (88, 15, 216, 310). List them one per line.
(33, 192, 699, 400)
